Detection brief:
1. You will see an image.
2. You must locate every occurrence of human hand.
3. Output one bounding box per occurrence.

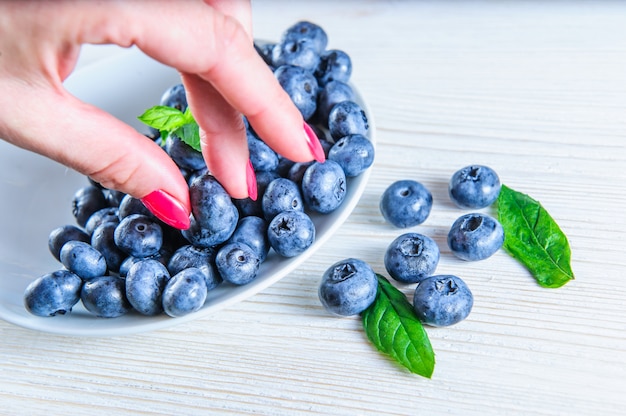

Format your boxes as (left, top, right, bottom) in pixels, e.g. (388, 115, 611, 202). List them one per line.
(0, 0, 325, 229)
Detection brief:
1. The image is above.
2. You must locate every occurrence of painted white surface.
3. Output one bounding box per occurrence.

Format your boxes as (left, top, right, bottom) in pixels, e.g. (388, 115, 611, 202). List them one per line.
(1, 1, 625, 415)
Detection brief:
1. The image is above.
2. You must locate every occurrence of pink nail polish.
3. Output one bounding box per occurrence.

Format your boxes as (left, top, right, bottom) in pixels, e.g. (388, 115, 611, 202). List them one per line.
(303, 122, 326, 163)
(141, 189, 190, 230)
(246, 159, 258, 201)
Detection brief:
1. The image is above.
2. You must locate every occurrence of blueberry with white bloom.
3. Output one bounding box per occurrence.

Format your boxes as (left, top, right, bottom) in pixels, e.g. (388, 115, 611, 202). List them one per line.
(280, 21, 328, 55)
(227, 216, 270, 263)
(215, 242, 261, 285)
(379, 180, 433, 228)
(267, 210, 315, 258)
(72, 185, 108, 227)
(449, 165, 501, 209)
(84, 207, 119, 235)
(114, 214, 163, 258)
(81, 275, 132, 318)
(23, 270, 83, 317)
(328, 134, 375, 177)
(274, 64, 319, 120)
(167, 244, 221, 291)
(165, 134, 206, 171)
(262, 177, 304, 221)
(90, 222, 126, 274)
(48, 224, 90, 261)
(328, 100, 369, 140)
(125, 259, 170, 316)
(60, 240, 107, 280)
(318, 258, 378, 316)
(447, 213, 504, 261)
(317, 80, 355, 125)
(248, 131, 279, 172)
(384, 233, 439, 284)
(413, 275, 473, 327)
(159, 83, 187, 112)
(315, 49, 352, 86)
(162, 267, 208, 317)
(301, 160, 347, 214)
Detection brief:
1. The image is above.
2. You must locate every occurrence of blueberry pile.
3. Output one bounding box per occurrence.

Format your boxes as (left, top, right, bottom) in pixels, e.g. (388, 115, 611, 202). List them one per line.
(319, 164, 504, 327)
(23, 21, 375, 319)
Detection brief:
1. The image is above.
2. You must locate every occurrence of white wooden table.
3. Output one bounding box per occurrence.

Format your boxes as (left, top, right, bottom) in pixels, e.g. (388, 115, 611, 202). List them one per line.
(1, 1, 625, 414)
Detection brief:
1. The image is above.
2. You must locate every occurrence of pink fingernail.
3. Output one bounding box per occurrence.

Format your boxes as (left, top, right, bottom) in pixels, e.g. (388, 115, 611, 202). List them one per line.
(303, 122, 326, 163)
(141, 189, 191, 230)
(246, 159, 258, 201)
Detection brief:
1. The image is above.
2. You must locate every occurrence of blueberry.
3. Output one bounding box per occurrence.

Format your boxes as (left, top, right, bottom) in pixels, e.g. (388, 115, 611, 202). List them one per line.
(275, 64, 319, 120)
(81, 275, 132, 318)
(449, 165, 501, 209)
(59, 240, 108, 280)
(248, 131, 279, 172)
(160, 83, 187, 112)
(84, 207, 120, 235)
(125, 259, 170, 316)
(167, 244, 221, 291)
(267, 210, 315, 258)
(287, 161, 315, 185)
(318, 258, 378, 316)
(384, 233, 440, 284)
(227, 216, 270, 263)
(118, 194, 155, 220)
(379, 180, 433, 228)
(103, 188, 126, 207)
(234, 170, 280, 218)
(317, 80, 355, 126)
(114, 214, 163, 258)
(90, 222, 126, 274)
(413, 275, 473, 327)
(447, 213, 504, 261)
(72, 185, 108, 227)
(23, 270, 83, 317)
(215, 242, 261, 285)
(314, 49, 352, 86)
(48, 224, 90, 262)
(262, 177, 304, 221)
(162, 267, 208, 317)
(165, 134, 206, 171)
(301, 160, 347, 214)
(188, 172, 239, 245)
(328, 134, 375, 177)
(271, 37, 321, 72)
(328, 100, 369, 140)
(280, 21, 328, 55)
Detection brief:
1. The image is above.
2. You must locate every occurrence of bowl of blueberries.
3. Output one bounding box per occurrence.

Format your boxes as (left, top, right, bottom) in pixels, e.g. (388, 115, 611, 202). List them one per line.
(0, 21, 376, 336)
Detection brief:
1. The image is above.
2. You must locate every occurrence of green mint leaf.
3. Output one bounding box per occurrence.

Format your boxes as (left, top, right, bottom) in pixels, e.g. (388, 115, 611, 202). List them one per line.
(172, 122, 201, 152)
(361, 274, 435, 378)
(137, 105, 187, 131)
(496, 184, 575, 288)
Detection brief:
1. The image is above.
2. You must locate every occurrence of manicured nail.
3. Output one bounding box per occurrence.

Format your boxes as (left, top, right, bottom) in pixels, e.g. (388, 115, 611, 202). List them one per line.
(246, 159, 258, 201)
(303, 122, 326, 163)
(141, 189, 190, 230)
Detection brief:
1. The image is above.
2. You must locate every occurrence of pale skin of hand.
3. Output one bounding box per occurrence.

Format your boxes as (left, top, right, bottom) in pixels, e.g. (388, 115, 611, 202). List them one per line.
(0, 0, 317, 226)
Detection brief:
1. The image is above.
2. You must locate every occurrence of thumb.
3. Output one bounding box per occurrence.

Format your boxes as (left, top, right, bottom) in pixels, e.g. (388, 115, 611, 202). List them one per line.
(0, 80, 191, 229)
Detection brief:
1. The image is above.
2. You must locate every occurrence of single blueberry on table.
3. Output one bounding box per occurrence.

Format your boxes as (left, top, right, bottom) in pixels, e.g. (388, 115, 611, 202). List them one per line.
(314, 49, 352, 86)
(318, 258, 378, 317)
(262, 177, 304, 221)
(328, 133, 375, 177)
(114, 214, 163, 259)
(188, 172, 239, 245)
(413, 275, 474, 327)
(160, 83, 187, 112)
(125, 259, 170, 316)
(167, 244, 221, 291)
(81, 275, 132, 318)
(267, 210, 315, 258)
(384, 233, 440, 284)
(328, 100, 369, 140)
(317, 80, 355, 126)
(449, 165, 501, 209)
(48, 224, 90, 262)
(379, 180, 433, 228)
(90, 222, 126, 274)
(162, 267, 208, 317)
(215, 242, 261, 286)
(59, 240, 108, 281)
(301, 160, 347, 214)
(447, 213, 504, 261)
(72, 185, 109, 227)
(23, 270, 83, 317)
(274, 64, 319, 120)
(226, 216, 270, 263)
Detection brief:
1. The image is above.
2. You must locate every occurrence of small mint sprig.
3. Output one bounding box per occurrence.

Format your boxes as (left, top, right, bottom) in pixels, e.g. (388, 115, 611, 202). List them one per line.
(138, 105, 201, 152)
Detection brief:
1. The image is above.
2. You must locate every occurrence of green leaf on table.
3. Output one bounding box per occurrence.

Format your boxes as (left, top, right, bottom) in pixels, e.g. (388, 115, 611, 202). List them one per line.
(138, 106, 201, 152)
(496, 184, 575, 288)
(361, 274, 435, 378)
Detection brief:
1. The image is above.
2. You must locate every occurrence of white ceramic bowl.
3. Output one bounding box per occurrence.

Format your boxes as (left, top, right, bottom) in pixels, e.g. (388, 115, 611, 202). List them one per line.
(0, 46, 375, 337)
